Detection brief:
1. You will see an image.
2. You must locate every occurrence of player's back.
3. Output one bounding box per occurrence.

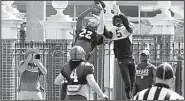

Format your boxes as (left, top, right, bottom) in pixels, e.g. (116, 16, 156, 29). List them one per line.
(75, 28, 99, 55)
(61, 61, 94, 97)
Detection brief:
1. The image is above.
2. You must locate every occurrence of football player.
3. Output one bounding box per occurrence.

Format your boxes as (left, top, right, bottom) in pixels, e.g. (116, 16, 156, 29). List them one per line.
(103, 4, 135, 100)
(74, 3, 105, 61)
(54, 46, 108, 100)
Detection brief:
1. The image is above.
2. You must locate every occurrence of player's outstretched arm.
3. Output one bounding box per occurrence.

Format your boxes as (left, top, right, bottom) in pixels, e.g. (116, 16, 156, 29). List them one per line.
(76, 6, 94, 34)
(112, 4, 134, 33)
(119, 13, 134, 33)
(103, 26, 113, 39)
(86, 74, 108, 99)
(96, 5, 105, 35)
(54, 73, 64, 85)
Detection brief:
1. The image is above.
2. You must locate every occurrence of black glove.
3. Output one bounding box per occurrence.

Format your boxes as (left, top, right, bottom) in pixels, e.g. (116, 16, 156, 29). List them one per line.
(118, 13, 129, 28)
(94, 0, 106, 8)
(104, 96, 109, 100)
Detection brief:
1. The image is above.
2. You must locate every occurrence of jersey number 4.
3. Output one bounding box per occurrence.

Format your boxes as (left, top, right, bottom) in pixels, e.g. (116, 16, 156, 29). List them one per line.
(79, 29, 93, 39)
(70, 69, 78, 82)
(116, 30, 122, 38)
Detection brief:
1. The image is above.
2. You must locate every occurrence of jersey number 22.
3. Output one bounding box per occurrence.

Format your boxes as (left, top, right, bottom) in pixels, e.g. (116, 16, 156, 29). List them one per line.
(79, 29, 93, 39)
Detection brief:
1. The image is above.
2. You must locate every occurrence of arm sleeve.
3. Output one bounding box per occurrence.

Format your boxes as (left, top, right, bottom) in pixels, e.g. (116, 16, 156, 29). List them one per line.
(39, 69, 44, 75)
(103, 26, 113, 39)
(60, 66, 64, 75)
(86, 63, 94, 75)
(96, 35, 104, 45)
(76, 8, 92, 35)
(119, 13, 133, 33)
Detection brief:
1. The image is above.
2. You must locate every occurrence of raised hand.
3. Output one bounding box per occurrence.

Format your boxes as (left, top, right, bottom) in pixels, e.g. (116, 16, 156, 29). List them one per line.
(112, 4, 121, 14)
(26, 54, 32, 62)
(91, 4, 103, 16)
(103, 94, 109, 100)
(94, 0, 106, 8)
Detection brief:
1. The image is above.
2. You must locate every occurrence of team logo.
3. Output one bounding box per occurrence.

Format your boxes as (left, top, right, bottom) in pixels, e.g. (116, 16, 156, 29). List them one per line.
(26, 63, 39, 72)
(136, 69, 149, 79)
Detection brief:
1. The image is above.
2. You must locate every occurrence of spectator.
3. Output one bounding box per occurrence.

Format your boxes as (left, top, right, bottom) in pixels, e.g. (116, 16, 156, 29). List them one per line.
(133, 62, 184, 100)
(18, 48, 47, 100)
(134, 50, 157, 95)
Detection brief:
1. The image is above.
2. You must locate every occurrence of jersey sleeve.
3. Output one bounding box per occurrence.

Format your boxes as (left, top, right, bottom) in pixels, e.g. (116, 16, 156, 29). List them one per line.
(96, 34, 104, 45)
(119, 13, 129, 28)
(38, 68, 44, 75)
(60, 64, 67, 76)
(85, 62, 94, 75)
(103, 26, 113, 39)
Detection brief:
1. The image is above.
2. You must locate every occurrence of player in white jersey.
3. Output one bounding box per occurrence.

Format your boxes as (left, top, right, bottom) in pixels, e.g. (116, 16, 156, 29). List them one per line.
(103, 4, 135, 100)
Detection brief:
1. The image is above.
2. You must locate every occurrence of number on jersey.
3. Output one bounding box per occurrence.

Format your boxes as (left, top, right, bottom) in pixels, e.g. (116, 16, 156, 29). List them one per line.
(70, 69, 78, 82)
(79, 29, 93, 39)
(116, 29, 122, 38)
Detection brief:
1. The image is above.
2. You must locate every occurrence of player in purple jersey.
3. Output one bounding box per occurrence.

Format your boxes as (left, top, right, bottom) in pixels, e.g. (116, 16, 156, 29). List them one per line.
(54, 46, 108, 100)
(74, 3, 105, 61)
(103, 4, 135, 100)
(18, 48, 47, 100)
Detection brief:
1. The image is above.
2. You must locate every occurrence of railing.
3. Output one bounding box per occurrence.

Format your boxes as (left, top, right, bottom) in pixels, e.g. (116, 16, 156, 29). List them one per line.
(0, 37, 184, 100)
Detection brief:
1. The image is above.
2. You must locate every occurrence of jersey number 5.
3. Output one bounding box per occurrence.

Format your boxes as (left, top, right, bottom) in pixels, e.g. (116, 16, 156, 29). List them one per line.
(116, 30, 122, 38)
(70, 69, 78, 82)
(79, 29, 92, 39)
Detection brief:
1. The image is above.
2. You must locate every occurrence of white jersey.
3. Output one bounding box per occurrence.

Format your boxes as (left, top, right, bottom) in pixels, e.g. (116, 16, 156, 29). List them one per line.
(110, 25, 132, 41)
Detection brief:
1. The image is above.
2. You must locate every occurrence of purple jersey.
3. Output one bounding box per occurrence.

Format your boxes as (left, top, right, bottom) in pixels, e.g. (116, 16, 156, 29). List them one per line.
(75, 28, 103, 57)
(19, 61, 43, 92)
(61, 61, 94, 85)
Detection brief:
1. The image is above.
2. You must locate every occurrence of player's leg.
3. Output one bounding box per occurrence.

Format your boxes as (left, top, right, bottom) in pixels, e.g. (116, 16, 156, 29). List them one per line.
(128, 58, 136, 92)
(127, 58, 136, 99)
(117, 59, 132, 100)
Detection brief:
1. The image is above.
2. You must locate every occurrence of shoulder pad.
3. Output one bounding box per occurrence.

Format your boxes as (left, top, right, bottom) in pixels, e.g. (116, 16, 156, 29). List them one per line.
(81, 62, 94, 70)
(84, 62, 93, 67)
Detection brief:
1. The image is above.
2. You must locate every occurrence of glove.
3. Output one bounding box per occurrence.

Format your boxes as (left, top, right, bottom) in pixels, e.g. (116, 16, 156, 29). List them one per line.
(91, 2, 104, 16)
(104, 97, 109, 100)
(94, 0, 106, 8)
(103, 94, 109, 100)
